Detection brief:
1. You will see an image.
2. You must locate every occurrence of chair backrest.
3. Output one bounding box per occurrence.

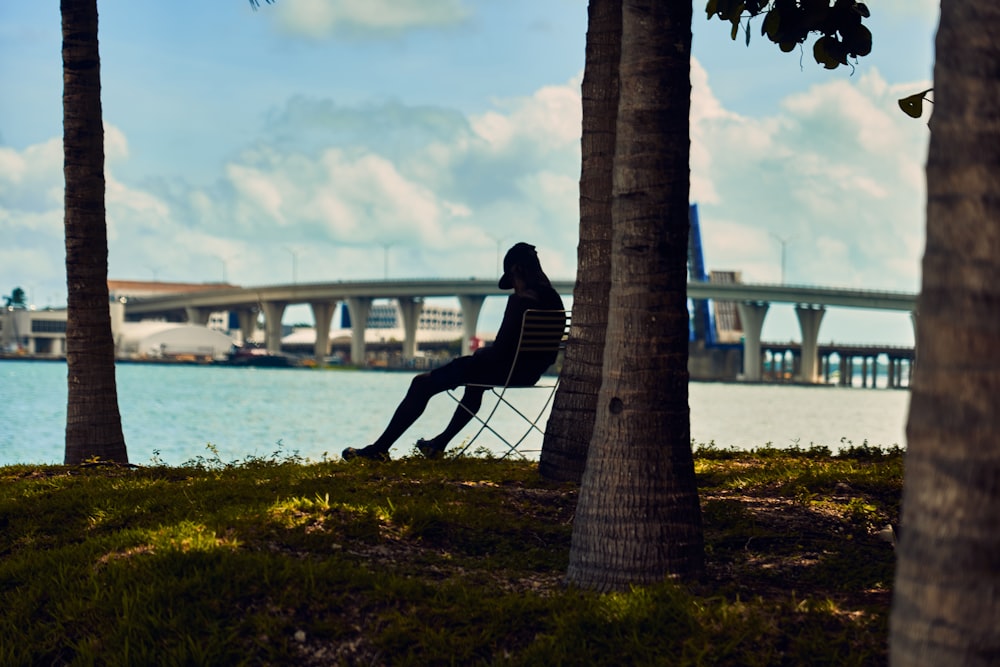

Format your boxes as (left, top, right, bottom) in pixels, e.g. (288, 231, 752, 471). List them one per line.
(514, 309, 570, 355)
(498, 309, 570, 387)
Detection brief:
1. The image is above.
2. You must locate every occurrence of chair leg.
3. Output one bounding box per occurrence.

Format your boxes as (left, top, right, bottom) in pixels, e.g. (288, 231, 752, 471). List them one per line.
(449, 386, 507, 456)
(447, 381, 560, 458)
(495, 381, 559, 459)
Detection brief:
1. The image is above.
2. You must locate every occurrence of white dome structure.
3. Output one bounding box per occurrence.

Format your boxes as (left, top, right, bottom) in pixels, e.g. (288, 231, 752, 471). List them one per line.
(116, 322, 235, 359)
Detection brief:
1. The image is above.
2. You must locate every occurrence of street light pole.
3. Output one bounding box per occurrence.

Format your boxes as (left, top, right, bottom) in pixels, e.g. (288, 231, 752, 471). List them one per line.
(770, 233, 794, 284)
(284, 247, 298, 284)
(382, 243, 394, 280)
(486, 234, 509, 279)
(215, 255, 228, 283)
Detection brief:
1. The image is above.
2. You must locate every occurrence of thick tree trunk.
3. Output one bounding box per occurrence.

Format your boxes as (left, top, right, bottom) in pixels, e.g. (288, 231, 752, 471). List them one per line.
(890, 2, 1000, 664)
(539, 0, 620, 483)
(566, 0, 703, 591)
(62, 0, 128, 465)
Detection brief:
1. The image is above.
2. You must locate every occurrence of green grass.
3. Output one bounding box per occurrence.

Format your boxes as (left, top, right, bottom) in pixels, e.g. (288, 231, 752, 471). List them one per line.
(0, 444, 902, 665)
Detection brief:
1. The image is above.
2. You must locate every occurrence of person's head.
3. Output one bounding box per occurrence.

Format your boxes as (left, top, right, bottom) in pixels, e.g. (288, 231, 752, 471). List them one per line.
(498, 242, 550, 290)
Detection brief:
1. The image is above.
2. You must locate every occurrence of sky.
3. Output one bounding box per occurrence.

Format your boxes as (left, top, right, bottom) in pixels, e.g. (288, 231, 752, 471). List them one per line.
(0, 0, 939, 346)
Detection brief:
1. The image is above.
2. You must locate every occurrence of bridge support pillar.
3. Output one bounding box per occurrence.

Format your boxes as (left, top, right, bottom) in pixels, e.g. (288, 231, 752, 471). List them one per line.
(185, 306, 212, 326)
(794, 304, 826, 384)
(345, 297, 373, 366)
(458, 295, 486, 356)
(310, 301, 337, 364)
(736, 301, 769, 381)
(236, 309, 257, 346)
(260, 301, 287, 355)
(397, 297, 424, 361)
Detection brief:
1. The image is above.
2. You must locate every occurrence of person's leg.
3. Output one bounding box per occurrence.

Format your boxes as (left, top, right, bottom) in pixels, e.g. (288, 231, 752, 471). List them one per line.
(343, 359, 470, 461)
(418, 385, 487, 454)
(343, 373, 436, 460)
(368, 372, 440, 451)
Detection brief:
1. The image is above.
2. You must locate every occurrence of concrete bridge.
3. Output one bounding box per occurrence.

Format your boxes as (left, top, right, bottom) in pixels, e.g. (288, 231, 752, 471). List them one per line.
(120, 278, 917, 382)
(690, 282, 917, 383)
(761, 342, 916, 388)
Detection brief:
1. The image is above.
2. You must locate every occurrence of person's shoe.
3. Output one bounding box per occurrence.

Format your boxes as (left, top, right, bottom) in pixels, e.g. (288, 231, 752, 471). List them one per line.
(342, 445, 390, 462)
(415, 438, 446, 460)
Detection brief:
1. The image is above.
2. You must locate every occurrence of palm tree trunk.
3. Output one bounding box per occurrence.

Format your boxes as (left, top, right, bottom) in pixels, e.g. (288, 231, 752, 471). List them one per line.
(62, 0, 128, 465)
(890, 2, 1000, 663)
(539, 0, 620, 483)
(566, 0, 703, 591)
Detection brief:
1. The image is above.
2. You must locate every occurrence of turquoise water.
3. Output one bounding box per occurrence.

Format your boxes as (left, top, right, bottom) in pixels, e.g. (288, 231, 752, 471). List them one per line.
(0, 360, 910, 466)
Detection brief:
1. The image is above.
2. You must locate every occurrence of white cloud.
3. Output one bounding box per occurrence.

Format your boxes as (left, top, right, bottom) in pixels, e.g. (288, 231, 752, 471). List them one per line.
(0, 138, 68, 305)
(517, 171, 577, 219)
(0, 147, 27, 185)
(105, 177, 172, 241)
(272, 0, 469, 38)
(3, 63, 930, 346)
(877, 0, 940, 19)
(471, 81, 582, 155)
(691, 61, 928, 295)
(0, 138, 63, 210)
(104, 124, 129, 162)
(167, 77, 586, 282)
(226, 163, 289, 227)
(470, 111, 514, 151)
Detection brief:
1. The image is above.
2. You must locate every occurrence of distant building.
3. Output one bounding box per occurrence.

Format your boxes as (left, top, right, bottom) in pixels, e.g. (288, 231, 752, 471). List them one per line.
(2, 280, 240, 360)
(1, 300, 237, 361)
(109, 279, 238, 336)
(0, 305, 67, 356)
(115, 322, 235, 360)
(3, 284, 472, 362)
(351, 301, 464, 340)
(283, 300, 469, 349)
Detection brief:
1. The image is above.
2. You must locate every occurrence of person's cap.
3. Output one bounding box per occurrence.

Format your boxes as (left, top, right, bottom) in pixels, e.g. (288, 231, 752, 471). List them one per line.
(498, 242, 539, 289)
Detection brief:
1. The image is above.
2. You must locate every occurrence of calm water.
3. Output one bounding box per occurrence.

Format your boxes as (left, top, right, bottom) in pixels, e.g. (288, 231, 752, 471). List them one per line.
(0, 360, 909, 466)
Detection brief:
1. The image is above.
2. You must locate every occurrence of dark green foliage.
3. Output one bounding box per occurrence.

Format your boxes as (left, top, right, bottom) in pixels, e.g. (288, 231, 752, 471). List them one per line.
(3, 287, 27, 308)
(1, 446, 900, 665)
(706, 0, 873, 69)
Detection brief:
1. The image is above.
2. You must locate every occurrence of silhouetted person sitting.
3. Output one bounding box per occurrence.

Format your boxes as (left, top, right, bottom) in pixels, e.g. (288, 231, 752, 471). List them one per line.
(342, 242, 565, 461)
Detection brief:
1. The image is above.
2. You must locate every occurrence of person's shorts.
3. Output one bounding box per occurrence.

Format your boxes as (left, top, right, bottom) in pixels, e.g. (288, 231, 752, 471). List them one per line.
(425, 354, 543, 392)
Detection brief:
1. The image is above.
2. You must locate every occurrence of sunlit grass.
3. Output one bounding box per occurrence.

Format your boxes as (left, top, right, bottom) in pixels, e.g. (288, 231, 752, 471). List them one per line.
(0, 445, 901, 665)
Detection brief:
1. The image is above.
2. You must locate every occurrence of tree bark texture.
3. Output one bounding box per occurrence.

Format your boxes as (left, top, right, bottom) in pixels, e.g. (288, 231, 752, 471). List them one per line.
(539, 0, 620, 483)
(62, 0, 128, 465)
(566, 0, 704, 591)
(889, 2, 1000, 664)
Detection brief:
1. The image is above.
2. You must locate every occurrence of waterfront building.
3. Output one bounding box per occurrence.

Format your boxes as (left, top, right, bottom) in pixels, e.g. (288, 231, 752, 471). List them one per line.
(2, 284, 471, 365)
(0, 305, 67, 356)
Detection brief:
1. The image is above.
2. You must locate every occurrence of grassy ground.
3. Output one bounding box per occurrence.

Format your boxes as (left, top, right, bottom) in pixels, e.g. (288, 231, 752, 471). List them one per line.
(0, 443, 902, 666)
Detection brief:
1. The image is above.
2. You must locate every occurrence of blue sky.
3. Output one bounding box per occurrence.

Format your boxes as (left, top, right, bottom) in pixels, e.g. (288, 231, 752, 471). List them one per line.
(1, 1, 938, 345)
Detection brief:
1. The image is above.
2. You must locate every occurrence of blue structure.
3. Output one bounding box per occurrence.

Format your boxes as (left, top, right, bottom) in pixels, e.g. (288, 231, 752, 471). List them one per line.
(687, 203, 719, 346)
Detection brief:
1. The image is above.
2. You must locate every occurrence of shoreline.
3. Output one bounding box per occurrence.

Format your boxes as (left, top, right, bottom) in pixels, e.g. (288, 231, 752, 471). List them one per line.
(0, 354, 910, 389)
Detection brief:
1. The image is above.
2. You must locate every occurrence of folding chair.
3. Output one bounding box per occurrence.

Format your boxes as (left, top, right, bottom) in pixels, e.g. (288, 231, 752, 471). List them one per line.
(449, 309, 570, 459)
